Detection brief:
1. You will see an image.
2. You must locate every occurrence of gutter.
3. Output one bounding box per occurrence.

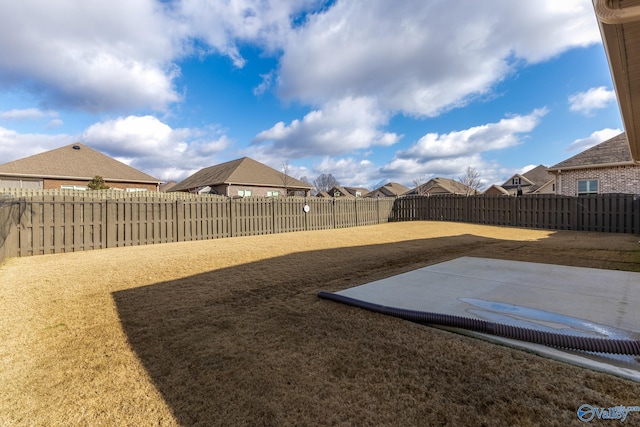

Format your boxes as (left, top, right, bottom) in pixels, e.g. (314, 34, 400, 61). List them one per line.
(593, 0, 640, 24)
(0, 172, 160, 185)
(547, 161, 637, 173)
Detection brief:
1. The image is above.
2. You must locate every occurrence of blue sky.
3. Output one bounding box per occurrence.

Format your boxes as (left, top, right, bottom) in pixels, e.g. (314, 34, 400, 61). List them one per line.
(0, 0, 624, 190)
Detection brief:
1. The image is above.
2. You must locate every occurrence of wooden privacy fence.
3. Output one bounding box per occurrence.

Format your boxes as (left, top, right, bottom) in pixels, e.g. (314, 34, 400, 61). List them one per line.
(1, 195, 396, 258)
(394, 194, 640, 234)
(2, 192, 639, 261)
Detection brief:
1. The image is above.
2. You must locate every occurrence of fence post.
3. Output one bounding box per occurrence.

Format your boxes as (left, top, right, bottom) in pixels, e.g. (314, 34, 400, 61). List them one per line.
(229, 197, 234, 237)
(176, 200, 184, 242)
(354, 197, 358, 226)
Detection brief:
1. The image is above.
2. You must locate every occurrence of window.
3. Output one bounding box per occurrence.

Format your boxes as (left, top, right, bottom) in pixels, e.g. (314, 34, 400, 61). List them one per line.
(355, 191, 362, 197)
(267, 191, 279, 197)
(61, 185, 87, 190)
(126, 188, 147, 192)
(237, 189, 252, 197)
(577, 179, 598, 195)
(512, 177, 521, 185)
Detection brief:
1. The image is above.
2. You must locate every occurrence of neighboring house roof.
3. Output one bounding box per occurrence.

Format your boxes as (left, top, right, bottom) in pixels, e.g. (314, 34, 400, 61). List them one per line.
(0, 142, 159, 184)
(344, 186, 369, 197)
(159, 181, 177, 192)
(365, 182, 409, 197)
(326, 186, 368, 197)
(483, 184, 510, 196)
(500, 165, 552, 193)
(548, 133, 634, 171)
(171, 157, 312, 192)
(327, 186, 354, 198)
(405, 177, 476, 195)
(315, 191, 332, 198)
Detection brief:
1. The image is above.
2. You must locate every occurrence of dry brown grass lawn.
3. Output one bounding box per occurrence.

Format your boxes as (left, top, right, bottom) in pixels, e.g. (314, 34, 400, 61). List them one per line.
(1, 221, 639, 426)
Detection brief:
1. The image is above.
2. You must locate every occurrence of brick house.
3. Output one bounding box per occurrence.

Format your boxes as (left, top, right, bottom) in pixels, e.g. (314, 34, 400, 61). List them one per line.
(547, 133, 640, 196)
(170, 157, 312, 197)
(319, 186, 369, 198)
(484, 165, 555, 196)
(0, 143, 160, 191)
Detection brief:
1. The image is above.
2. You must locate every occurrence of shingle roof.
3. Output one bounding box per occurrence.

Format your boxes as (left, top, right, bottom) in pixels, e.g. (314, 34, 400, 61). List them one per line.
(366, 182, 409, 197)
(522, 165, 552, 185)
(171, 157, 312, 192)
(405, 177, 476, 195)
(549, 133, 634, 170)
(500, 165, 552, 193)
(0, 143, 159, 183)
(328, 186, 355, 198)
(343, 186, 369, 196)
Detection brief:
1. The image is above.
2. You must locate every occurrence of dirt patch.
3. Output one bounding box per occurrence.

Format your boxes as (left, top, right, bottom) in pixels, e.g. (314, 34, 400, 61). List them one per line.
(1, 221, 639, 426)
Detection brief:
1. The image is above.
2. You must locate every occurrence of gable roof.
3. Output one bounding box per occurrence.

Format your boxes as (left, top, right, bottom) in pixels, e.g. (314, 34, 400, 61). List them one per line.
(405, 177, 476, 195)
(171, 157, 312, 192)
(327, 186, 355, 198)
(483, 184, 510, 195)
(548, 133, 634, 171)
(0, 143, 159, 183)
(522, 165, 552, 185)
(365, 182, 409, 197)
(500, 165, 552, 192)
(343, 186, 369, 196)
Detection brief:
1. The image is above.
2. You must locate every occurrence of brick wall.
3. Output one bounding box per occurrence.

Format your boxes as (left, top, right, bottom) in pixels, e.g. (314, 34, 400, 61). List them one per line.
(555, 165, 640, 195)
(43, 179, 157, 192)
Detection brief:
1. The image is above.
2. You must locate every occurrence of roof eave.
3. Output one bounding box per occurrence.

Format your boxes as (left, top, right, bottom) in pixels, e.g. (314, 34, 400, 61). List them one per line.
(547, 160, 636, 172)
(0, 172, 160, 184)
(593, 0, 640, 161)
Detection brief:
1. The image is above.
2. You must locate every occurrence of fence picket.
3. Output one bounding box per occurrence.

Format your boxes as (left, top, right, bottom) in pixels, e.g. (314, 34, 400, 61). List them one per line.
(0, 192, 637, 261)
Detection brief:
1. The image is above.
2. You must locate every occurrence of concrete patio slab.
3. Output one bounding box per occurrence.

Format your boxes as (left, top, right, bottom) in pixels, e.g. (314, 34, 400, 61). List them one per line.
(336, 257, 640, 382)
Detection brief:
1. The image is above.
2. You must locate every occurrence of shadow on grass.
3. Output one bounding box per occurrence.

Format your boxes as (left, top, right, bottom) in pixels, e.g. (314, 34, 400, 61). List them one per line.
(111, 233, 640, 426)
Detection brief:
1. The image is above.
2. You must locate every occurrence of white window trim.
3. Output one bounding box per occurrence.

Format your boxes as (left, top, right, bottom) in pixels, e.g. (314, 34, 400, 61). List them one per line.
(577, 179, 598, 195)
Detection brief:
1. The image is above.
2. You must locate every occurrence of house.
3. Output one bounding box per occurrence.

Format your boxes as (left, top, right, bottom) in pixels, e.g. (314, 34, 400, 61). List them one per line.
(159, 181, 177, 192)
(484, 165, 555, 196)
(320, 186, 369, 198)
(0, 143, 160, 191)
(547, 133, 640, 196)
(404, 177, 477, 196)
(365, 182, 409, 198)
(170, 157, 312, 197)
(593, 0, 640, 161)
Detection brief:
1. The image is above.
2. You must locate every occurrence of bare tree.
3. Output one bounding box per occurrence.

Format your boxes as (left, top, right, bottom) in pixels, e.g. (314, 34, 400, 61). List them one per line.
(412, 176, 428, 195)
(313, 173, 338, 195)
(456, 166, 482, 195)
(281, 161, 295, 196)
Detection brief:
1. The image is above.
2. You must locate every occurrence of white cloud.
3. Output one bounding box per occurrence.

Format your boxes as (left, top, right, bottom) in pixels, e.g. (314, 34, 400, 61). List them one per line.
(0, 108, 57, 121)
(177, 0, 322, 67)
(0, 0, 181, 112)
(253, 96, 401, 157)
(568, 86, 616, 116)
(312, 157, 378, 188)
(81, 116, 230, 181)
(520, 164, 538, 174)
(397, 109, 547, 160)
(0, 126, 73, 163)
(566, 128, 622, 152)
(375, 109, 547, 186)
(277, 0, 600, 117)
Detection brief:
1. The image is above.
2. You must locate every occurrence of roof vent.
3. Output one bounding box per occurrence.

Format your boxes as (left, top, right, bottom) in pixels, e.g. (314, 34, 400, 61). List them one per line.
(72, 145, 80, 150)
